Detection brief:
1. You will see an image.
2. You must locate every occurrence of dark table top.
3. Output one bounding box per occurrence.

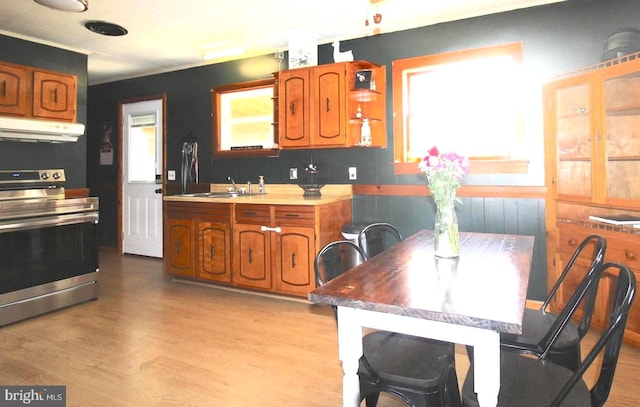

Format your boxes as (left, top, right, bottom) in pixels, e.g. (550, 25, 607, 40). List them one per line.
(309, 229, 535, 334)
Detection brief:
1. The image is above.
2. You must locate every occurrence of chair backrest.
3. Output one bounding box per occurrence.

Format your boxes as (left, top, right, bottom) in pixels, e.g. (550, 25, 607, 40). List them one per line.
(548, 262, 636, 407)
(542, 234, 607, 339)
(357, 222, 403, 258)
(314, 240, 367, 322)
(314, 240, 367, 287)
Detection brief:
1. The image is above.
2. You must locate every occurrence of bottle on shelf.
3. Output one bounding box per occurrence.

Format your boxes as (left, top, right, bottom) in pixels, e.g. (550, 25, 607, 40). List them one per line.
(258, 175, 265, 194)
(360, 118, 371, 146)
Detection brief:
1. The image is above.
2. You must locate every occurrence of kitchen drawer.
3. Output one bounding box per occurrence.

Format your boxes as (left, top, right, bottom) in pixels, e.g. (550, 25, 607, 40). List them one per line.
(557, 226, 601, 262)
(274, 205, 315, 227)
(235, 204, 271, 225)
(558, 223, 640, 279)
(166, 201, 231, 220)
(598, 230, 640, 269)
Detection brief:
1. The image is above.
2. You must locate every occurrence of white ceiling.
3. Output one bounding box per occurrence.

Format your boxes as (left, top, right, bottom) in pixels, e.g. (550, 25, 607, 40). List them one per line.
(0, 0, 565, 85)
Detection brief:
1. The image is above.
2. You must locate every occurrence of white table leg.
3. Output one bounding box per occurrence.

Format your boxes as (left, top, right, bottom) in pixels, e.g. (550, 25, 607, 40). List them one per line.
(337, 307, 363, 407)
(473, 330, 500, 407)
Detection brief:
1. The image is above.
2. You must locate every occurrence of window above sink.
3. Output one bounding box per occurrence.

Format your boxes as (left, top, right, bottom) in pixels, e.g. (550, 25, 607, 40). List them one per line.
(211, 78, 279, 158)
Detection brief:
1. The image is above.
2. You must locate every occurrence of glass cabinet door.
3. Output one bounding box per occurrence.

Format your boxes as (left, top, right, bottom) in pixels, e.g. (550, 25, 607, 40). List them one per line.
(554, 82, 593, 200)
(604, 71, 640, 203)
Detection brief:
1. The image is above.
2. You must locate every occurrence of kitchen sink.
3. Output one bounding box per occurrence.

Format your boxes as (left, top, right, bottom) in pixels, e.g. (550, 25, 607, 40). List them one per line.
(180, 192, 238, 198)
(180, 192, 265, 198)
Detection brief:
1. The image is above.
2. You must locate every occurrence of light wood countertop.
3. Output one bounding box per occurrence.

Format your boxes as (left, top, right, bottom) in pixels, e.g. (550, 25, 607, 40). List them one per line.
(164, 184, 353, 205)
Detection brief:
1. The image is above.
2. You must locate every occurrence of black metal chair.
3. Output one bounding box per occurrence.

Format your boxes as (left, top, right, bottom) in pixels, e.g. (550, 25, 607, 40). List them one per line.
(357, 222, 403, 259)
(461, 262, 636, 407)
(314, 240, 461, 407)
(499, 234, 607, 371)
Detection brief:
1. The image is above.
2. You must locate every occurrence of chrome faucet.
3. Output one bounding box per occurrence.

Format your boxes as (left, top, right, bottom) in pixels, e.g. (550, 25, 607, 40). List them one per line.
(227, 176, 239, 192)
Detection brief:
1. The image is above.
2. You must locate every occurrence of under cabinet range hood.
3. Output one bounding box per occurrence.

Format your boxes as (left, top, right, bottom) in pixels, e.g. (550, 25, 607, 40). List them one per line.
(0, 116, 85, 143)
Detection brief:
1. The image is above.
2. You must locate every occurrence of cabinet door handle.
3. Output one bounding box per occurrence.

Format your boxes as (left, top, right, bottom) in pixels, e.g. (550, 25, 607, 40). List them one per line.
(260, 226, 282, 233)
(176, 241, 181, 255)
(248, 248, 253, 264)
(52, 88, 58, 103)
(210, 245, 214, 259)
(291, 252, 296, 268)
(243, 211, 257, 216)
(284, 213, 299, 217)
(625, 250, 636, 261)
(326, 97, 330, 112)
(290, 100, 295, 116)
(1, 80, 5, 97)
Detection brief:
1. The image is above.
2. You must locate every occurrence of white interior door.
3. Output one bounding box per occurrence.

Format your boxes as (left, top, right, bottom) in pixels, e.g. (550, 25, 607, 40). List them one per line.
(122, 99, 163, 257)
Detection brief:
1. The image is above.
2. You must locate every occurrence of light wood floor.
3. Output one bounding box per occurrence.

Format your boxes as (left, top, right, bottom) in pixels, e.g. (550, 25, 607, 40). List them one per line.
(0, 249, 638, 406)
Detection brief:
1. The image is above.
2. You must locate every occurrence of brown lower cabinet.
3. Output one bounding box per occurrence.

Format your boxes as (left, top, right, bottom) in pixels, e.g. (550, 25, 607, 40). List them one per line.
(165, 198, 351, 298)
(164, 202, 232, 282)
(198, 220, 232, 283)
(548, 223, 640, 346)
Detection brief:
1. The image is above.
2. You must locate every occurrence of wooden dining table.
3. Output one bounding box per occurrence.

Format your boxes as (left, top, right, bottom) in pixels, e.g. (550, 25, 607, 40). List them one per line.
(308, 229, 535, 407)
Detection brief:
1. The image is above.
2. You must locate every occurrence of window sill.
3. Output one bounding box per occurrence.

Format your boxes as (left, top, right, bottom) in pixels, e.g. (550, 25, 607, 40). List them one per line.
(393, 159, 529, 175)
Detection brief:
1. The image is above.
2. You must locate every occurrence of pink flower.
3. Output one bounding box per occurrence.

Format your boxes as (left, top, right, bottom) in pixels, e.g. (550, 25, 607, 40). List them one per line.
(418, 146, 469, 209)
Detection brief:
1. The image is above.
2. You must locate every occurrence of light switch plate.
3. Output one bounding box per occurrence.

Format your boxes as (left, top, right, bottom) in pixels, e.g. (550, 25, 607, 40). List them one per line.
(168, 170, 176, 181)
(289, 168, 298, 180)
(348, 167, 357, 180)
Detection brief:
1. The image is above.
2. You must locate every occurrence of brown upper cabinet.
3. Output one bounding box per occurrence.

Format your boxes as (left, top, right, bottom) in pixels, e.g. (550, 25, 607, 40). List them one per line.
(0, 63, 30, 116)
(277, 60, 387, 149)
(32, 70, 77, 121)
(0, 61, 77, 122)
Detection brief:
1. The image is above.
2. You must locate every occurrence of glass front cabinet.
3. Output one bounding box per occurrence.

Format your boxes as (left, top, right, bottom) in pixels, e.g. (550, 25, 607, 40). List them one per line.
(544, 53, 640, 346)
(546, 59, 640, 208)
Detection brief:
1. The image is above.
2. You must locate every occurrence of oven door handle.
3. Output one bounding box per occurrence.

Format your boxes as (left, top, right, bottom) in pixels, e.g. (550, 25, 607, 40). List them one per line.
(0, 212, 99, 233)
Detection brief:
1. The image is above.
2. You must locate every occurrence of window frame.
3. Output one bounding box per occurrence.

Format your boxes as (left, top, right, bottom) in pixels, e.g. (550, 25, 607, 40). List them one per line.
(392, 43, 529, 175)
(211, 78, 279, 158)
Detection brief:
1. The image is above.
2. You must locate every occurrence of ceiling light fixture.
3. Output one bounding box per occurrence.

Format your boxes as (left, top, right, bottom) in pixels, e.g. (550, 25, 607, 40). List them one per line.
(203, 47, 246, 61)
(34, 0, 88, 12)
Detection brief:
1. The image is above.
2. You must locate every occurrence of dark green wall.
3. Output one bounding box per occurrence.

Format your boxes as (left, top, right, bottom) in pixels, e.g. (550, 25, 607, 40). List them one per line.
(0, 35, 88, 188)
(87, 0, 640, 299)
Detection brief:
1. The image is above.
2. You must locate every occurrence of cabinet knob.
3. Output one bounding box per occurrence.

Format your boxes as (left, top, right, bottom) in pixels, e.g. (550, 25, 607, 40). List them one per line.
(568, 238, 577, 247)
(625, 250, 636, 261)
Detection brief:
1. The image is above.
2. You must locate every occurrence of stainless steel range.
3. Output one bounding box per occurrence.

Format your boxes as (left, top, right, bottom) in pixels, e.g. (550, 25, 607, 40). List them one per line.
(0, 169, 99, 326)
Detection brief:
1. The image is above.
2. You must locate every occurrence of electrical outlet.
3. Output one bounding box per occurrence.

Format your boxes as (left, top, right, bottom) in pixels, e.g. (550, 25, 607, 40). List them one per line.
(289, 168, 298, 180)
(168, 170, 176, 181)
(348, 167, 357, 180)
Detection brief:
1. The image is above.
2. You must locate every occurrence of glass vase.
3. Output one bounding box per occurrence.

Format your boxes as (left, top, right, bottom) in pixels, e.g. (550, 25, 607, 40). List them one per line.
(434, 201, 460, 258)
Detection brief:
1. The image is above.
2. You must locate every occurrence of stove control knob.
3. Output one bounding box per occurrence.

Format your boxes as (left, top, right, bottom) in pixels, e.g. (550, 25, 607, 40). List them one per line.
(41, 172, 50, 180)
(52, 172, 60, 180)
